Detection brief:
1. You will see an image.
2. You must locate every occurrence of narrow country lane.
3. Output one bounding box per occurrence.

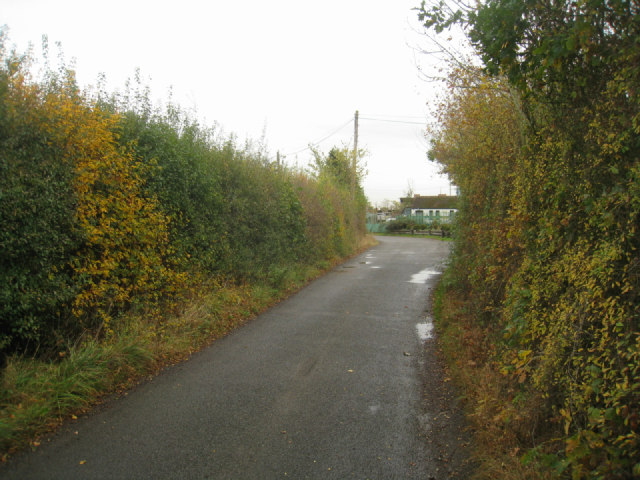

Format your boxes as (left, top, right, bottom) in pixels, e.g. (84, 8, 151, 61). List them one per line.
(2, 236, 472, 479)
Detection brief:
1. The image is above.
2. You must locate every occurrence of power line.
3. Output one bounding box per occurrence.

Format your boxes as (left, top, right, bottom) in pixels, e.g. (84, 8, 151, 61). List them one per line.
(278, 112, 426, 161)
(283, 118, 353, 156)
(359, 116, 426, 126)
(360, 113, 426, 119)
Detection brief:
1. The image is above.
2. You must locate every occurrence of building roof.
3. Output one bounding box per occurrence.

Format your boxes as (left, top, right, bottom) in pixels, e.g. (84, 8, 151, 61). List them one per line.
(400, 194, 459, 210)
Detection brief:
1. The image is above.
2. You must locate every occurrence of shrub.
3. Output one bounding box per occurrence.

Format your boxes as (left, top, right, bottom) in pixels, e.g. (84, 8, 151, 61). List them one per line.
(0, 58, 80, 353)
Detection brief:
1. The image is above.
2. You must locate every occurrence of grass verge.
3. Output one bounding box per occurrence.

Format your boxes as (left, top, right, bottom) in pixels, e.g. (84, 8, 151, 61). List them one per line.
(0, 236, 377, 459)
(431, 269, 554, 480)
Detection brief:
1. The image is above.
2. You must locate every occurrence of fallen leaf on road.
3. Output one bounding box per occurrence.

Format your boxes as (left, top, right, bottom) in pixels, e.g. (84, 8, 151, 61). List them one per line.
(79, 460, 86, 465)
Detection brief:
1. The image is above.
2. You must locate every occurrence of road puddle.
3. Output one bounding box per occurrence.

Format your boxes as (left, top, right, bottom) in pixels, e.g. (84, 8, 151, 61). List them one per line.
(408, 268, 440, 284)
(416, 320, 434, 340)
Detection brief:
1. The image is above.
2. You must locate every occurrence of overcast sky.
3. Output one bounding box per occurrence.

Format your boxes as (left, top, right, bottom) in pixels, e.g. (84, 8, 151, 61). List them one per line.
(3, 0, 460, 206)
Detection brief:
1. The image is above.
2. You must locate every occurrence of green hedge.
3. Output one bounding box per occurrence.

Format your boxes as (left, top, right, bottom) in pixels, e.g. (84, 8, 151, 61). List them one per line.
(0, 34, 367, 357)
(422, 0, 640, 474)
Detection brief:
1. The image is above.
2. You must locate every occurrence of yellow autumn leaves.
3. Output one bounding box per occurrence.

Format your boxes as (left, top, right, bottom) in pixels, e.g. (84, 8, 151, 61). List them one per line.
(22, 68, 186, 335)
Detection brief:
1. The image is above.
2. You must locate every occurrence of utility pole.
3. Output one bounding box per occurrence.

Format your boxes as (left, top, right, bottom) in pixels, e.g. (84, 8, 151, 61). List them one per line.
(352, 110, 359, 199)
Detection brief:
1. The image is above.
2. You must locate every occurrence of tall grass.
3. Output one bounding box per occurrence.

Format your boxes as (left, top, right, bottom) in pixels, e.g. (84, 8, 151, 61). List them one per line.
(0, 338, 154, 455)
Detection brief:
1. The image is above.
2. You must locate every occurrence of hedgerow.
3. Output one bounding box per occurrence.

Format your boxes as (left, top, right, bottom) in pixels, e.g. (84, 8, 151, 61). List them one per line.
(421, 1, 640, 477)
(0, 31, 367, 358)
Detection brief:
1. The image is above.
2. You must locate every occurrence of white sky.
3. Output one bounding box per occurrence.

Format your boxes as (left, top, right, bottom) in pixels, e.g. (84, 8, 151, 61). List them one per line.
(2, 0, 461, 206)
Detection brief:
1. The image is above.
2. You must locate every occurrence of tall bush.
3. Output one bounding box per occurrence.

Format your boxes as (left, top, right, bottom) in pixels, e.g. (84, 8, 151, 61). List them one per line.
(308, 146, 367, 257)
(0, 43, 80, 353)
(117, 110, 230, 275)
(421, 1, 640, 476)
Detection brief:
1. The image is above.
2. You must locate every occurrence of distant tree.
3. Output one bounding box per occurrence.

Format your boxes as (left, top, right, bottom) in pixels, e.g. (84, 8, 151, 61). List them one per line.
(310, 146, 366, 190)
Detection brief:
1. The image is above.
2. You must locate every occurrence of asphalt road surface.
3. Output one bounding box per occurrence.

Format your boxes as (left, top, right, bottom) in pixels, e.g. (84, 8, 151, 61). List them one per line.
(2, 236, 468, 479)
